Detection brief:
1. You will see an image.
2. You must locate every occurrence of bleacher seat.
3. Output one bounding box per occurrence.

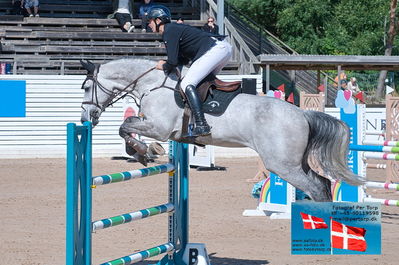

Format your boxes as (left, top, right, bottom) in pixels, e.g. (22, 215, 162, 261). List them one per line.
(0, 0, 239, 75)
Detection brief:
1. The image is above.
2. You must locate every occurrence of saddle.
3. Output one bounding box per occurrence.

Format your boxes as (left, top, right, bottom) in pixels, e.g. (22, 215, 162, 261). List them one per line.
(196, 73, 241, 102)
(175, 73, 242, 144)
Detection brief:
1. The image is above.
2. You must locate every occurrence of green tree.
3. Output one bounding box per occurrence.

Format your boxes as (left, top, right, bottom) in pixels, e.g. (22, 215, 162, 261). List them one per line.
(276, 0, 333, 54)
(230, 0, 396, 56)
(321, 0, 390, 55)
(376, 0, 398, 98)
(229, 0, 286, 34)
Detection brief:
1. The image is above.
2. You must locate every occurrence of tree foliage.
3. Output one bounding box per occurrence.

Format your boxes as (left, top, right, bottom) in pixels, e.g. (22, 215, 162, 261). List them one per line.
(229, 0, 396, 55)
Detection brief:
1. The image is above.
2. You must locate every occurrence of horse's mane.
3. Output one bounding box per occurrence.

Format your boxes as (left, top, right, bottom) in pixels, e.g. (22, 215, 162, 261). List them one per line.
(101, 57, 187, 81)
(101, 58, 159, 80)
(106, 57, 157, 66)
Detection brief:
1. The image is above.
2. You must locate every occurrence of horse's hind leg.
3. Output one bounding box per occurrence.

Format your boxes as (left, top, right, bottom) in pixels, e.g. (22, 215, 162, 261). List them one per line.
(280, 166, 332, 202)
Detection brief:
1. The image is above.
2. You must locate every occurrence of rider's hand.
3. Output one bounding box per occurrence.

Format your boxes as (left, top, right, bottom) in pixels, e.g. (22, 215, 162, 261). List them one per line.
(156, 60, 166, 70)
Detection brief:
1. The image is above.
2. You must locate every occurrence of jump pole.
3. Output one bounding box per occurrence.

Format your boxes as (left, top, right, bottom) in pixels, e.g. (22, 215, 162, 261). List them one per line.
(66, 122, 207, 265)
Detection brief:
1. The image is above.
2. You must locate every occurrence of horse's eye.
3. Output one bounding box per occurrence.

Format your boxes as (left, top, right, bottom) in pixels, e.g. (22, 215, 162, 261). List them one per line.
(82, 80, 93, 91)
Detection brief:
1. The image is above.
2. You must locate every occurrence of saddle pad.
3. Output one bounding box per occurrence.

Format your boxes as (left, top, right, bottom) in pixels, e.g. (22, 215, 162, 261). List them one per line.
(174, 88, 241, 116)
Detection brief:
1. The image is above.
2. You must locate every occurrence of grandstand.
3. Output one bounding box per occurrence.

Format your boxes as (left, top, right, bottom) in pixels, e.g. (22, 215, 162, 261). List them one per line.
(1, 0, 332, 101)
(0, 0, 241, 75)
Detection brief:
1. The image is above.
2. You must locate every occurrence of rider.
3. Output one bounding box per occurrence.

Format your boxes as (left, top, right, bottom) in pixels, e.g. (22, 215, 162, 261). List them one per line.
(147, 5, 232, 137)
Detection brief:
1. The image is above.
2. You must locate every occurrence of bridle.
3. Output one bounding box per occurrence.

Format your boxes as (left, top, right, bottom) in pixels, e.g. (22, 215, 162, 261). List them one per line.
(81, 64, 157, 111)
(81, 63, 181, 112)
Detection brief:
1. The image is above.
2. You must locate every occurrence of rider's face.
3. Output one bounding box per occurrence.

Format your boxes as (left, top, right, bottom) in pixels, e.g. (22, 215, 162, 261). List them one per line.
(148, 19, 157, 32)
(148, 18, 163, 33)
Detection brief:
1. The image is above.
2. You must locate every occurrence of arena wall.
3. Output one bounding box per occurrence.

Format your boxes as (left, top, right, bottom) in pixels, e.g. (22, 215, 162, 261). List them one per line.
(0, 74, 261, 159)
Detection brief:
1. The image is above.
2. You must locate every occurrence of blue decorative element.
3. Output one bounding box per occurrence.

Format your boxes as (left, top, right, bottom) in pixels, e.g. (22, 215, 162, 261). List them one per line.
(270, 173, 288, 205)
(335, 90, 356, 114)
(266, 90, 275, 97)
(0, 80, 26, 117)
(251, 179, 266, 198)
(343, 98, 356, 114)
(335, 90, 348, 109)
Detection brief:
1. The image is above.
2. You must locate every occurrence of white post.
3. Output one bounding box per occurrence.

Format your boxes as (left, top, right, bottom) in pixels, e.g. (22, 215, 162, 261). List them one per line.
(217, 0, 224, 35)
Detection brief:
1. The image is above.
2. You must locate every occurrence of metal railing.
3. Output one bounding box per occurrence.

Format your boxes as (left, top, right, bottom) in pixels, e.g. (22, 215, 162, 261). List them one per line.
(191, 0, 258, 74)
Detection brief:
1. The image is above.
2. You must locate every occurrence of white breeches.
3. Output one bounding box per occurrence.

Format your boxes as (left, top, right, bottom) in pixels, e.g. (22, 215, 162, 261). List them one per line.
(181, 39, 232, 92)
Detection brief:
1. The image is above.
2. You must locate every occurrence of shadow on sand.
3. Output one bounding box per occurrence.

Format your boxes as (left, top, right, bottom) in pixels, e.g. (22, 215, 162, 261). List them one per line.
(135, 252, 269, 265)
(208, 253, 270, 265)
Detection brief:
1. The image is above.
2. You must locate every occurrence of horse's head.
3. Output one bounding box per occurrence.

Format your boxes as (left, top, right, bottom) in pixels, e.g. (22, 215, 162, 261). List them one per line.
(80, 58, 177, 126)
(80, 59, 123, 126)
(80, 59, 103, 126)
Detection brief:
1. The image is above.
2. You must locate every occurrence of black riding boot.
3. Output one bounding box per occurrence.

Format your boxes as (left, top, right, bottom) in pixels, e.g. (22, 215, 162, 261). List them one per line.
(185, 85, 211, 136)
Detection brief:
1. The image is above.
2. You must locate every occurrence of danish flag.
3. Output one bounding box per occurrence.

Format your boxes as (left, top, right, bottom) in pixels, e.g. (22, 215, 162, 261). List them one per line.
(331, 220, 367, 252)
(300, 212, 328, 229)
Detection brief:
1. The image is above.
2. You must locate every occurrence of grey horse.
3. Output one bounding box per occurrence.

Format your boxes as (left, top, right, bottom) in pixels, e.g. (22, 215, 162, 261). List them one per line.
(80, 58, 362, 201)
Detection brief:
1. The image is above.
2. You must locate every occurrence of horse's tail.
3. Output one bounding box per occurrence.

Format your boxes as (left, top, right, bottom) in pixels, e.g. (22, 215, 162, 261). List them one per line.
(302, 110, 364, 186)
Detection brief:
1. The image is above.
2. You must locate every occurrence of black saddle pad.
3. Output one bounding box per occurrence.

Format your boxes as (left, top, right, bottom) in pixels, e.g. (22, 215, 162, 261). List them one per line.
(174, 88, 241, 116)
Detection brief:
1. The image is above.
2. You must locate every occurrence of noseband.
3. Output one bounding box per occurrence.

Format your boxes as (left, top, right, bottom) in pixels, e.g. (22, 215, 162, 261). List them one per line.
(81, 64, 157, 111)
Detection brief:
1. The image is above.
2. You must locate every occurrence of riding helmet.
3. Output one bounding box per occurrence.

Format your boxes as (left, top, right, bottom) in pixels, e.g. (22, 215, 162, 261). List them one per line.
(147, 5, 171, 24)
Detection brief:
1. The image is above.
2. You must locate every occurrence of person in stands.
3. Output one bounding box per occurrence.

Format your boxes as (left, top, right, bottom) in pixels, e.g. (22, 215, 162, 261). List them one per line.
(334, 70, 347, 90)
(347, 77, 360, 94)
(11, 0, 24, 15)
(114, 0, 135, 32)
(202, 17, 219, 34)
(21, 0, 39, 17)
(147, 5, 232, 137)
(139, 0, 155, 32)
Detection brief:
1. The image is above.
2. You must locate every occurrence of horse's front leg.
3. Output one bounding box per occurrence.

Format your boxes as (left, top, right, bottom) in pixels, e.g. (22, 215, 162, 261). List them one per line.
(119, 129, 148, 155)
(120, 116, 156, 134)
(119, 116, 156, 166)
(119, 125, 148, 156)
(120, 115, 173, 140)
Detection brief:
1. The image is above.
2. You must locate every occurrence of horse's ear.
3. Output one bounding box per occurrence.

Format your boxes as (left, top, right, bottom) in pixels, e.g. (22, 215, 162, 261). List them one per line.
(80, 59, 96, 75)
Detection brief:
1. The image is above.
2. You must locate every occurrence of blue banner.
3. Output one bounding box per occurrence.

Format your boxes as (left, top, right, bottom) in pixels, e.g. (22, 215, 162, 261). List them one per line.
(0, 80, 26, 117)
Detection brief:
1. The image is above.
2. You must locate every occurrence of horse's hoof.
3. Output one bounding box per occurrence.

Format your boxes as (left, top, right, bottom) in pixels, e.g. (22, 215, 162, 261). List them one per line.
(133, 153, 148, 167)
(148, 142, 165, 156)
